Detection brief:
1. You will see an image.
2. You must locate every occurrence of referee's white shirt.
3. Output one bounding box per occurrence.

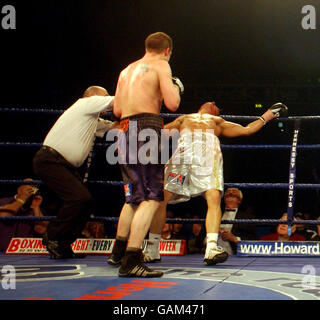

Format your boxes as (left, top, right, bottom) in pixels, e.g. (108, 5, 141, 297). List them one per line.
(43, 95, 114, 168)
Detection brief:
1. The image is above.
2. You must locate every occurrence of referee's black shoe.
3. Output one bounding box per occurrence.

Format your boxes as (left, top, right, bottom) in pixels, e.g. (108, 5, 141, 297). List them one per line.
(42, 233, 86, 259)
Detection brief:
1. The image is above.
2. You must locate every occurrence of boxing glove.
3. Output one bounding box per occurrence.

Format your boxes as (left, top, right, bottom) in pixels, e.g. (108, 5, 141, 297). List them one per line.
(172, 77, 184, 95)
(269, 102, 288, 117)
(259, 102, 288, 124)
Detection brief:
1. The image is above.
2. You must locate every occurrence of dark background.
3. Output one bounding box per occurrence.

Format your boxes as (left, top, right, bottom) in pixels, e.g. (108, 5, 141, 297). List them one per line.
(0, 0, 320, 223)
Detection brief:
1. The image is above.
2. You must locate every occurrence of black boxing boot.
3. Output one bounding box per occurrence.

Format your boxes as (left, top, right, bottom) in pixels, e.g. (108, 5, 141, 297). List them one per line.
(118, 248, 164, 278)
(107, 238, 128, 266)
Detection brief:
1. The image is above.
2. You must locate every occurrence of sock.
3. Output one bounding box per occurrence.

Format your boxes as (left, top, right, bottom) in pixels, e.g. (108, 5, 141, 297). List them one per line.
(204, 233, 219, 259)
(116, 236, 127, 242)
(149, 232, 161, 242)
(112, 238, 127, 255)
(126, 247, 142, 253)
(206, 233, 218, 247)
(148, 233, 161, 250)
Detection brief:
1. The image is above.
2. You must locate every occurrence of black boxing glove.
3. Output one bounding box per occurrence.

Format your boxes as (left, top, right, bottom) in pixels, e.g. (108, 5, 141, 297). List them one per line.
(172, 77, 184, 95)
(269, 102, 288, 117)
(259, 102, 288, 125)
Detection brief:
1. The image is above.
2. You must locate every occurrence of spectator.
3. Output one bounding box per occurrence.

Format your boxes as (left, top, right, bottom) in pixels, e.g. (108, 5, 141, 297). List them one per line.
(187, 215, 206, 254)
(105, 222, 118, 239)
(161, 223, 173, 240)
(0, 178, 48, 251)
(218, 188, 256, 255)
(160, 211, 176, 240)
(302, 212, 311, 220)
(171, 217, 186, 240)
(188, 224, 206, 254)
(260, 213, 306, 241)
(294, 212, 320, 241)
(82, 221, 106, 239)
(177, 212, 193, 240)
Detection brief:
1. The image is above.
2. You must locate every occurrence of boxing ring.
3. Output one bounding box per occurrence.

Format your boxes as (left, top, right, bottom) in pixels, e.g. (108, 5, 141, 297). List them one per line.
(1, 108, 320, 301)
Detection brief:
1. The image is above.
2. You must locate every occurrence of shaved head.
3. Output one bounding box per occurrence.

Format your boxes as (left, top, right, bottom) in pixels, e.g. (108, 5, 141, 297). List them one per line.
(83, 86, 108, 98)
(198, 102, 220, 116)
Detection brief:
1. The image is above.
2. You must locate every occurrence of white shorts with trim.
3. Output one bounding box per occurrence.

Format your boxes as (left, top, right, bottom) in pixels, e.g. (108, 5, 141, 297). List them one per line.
(164, 130, 223, 204)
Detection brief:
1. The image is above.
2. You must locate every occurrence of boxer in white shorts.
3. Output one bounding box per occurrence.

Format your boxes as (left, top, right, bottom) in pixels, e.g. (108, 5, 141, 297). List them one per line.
(143, 101, 287, 265)
(164, 129, 223, 205)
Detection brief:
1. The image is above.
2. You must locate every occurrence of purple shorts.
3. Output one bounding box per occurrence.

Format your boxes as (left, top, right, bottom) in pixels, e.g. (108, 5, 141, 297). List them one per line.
(119, 113, 164, 205)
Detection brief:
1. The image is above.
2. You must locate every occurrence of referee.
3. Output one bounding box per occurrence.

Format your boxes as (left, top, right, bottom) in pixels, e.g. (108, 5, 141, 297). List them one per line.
(33, 86, 115, 259)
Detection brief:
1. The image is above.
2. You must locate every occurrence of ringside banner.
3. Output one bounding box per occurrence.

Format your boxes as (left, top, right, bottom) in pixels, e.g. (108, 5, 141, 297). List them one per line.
(237, 241, 320, 257)
(5, 238, 186, 256)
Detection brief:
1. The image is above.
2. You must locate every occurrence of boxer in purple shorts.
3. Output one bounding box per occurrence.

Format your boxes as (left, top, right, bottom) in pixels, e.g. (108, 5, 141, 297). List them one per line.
(107, 32, 183, 277)
(119, 113, 164, 205)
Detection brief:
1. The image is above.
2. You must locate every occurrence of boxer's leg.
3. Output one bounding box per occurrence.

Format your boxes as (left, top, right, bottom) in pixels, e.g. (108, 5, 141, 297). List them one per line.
(109, 114, 164, 277)
(118, 199, 164, 277)
(116, 203, 136, 238)
(205, 188, 222, 234)
(127, 200, 161, 248)
(203, 188, 228, 265)
(143, 190, 174, 262)
(107, 203, 136, 266)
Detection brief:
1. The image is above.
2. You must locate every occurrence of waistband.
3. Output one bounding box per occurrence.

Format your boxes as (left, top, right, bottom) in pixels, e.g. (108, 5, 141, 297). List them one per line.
(179, 130, 219, 146)
(41, 145, 61, 157)
(120, 113, 164, 131)
(180, 130, 217, 138)
(120, 113, 162, 122)
(40, 146, 74, 167)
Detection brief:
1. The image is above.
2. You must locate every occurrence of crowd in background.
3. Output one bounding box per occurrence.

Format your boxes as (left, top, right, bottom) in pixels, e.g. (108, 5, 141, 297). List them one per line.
(1, 181, 320, 254)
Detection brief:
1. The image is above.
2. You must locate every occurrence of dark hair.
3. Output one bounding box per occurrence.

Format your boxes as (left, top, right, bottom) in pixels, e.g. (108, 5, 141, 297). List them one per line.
(145, 32, 173, 53)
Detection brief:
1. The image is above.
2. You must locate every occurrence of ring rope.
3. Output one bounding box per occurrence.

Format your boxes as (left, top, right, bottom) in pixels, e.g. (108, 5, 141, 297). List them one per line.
(1, 179, 320, 189)
(0, 107, 319, 121)
(2, 142, 320, 150)
(0, 216, 319, 226)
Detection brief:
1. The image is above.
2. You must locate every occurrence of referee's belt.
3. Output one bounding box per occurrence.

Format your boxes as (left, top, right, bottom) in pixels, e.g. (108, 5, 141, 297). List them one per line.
(41, 145, 63, 158)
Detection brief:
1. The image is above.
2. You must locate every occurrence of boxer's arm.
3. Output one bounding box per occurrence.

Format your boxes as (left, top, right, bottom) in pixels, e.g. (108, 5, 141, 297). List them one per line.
(157, 61, 181, 112)
(219, 117, 267, 138)
(113, 72, 123, 119)
(219, 109, 276, 137)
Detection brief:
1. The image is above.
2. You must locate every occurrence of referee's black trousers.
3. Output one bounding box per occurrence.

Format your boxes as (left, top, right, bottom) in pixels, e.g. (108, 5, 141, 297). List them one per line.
(33, 147, 94, 245)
